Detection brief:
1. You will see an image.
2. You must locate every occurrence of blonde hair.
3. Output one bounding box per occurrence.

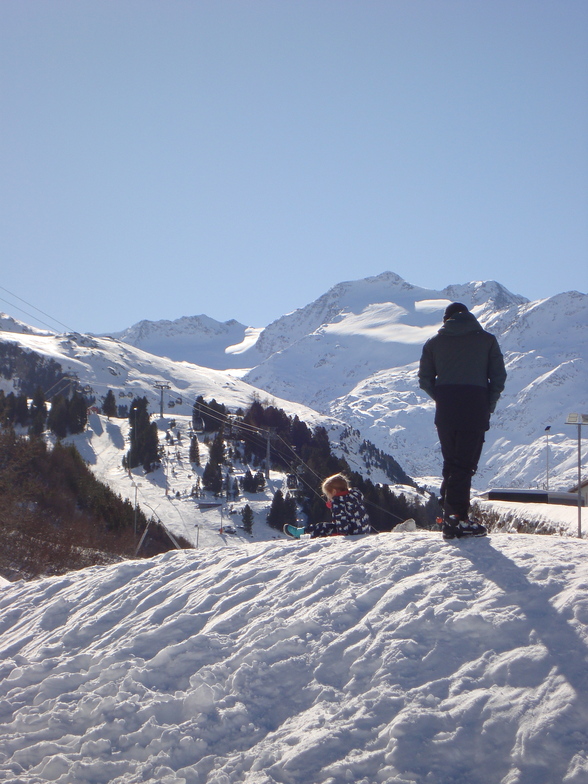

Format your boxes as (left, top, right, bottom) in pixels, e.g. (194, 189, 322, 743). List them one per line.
(321, 473, 350, 498)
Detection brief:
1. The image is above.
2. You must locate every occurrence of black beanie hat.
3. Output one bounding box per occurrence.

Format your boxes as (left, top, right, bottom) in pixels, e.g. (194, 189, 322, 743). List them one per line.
(444, 302, 469, 321)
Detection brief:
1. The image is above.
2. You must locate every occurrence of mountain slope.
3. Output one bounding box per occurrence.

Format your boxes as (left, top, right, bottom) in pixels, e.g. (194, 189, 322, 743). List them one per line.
(3, 270, 587, 501)
(0, 329, 329, 429)
(241, 273, 527, 407)
(0, 311, 49, 336)
(1, 533, 588, 783)
(0, 329, 412, 554)
(105, 315, 264, 370)
(231, 275, 586, 492)
(329, 288, 588, 492)
(249, 272, 527, 366)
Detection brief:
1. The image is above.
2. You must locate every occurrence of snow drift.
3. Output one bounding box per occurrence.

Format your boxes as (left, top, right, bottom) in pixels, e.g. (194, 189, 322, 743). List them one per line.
(1, 532, 588, 783)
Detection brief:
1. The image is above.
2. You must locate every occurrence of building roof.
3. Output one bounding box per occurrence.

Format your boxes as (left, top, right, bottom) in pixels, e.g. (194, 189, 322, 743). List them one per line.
(568, 478, 588, 493)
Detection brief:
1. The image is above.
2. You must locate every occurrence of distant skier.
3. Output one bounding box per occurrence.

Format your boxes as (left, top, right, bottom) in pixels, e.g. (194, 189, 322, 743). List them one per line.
(418, 302, 507, 540)
(284, 473, 372, 538)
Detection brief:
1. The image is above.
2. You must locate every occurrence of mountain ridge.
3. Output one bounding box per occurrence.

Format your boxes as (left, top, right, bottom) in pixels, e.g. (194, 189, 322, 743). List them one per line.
(1, 271, 586, 495)
(95, 271, 585, 493)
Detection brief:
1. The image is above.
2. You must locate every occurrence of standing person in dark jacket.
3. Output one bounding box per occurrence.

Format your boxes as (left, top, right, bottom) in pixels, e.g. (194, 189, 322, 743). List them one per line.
(419, 302, 507, 539)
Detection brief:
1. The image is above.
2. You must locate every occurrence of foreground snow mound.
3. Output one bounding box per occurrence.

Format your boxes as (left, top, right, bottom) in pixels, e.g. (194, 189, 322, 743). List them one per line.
(1, 534, 588, 784)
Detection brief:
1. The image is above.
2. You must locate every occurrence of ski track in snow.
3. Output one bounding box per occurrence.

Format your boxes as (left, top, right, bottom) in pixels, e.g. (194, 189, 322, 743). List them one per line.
(1, 533, 588, 784)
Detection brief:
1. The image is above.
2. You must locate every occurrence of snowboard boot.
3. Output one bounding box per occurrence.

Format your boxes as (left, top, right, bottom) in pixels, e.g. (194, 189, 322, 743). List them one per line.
(442, 515, 487, 540)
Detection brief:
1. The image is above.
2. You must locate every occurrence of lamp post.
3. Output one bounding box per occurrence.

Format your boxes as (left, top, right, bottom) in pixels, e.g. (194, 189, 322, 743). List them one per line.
(132, 482, 142, 538)
(565, 414, 588, 538)
(545, 425, 551, 491)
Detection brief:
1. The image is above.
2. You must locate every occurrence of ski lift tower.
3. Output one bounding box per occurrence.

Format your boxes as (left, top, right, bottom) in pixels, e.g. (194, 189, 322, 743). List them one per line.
(154, 383, 171, 419)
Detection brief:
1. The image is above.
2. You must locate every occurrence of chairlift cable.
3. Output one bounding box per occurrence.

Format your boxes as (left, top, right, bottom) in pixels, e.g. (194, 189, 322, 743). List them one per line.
(0, 285, 77, 332)
(188, 399, 410, 524)
(0, 295, 56, 333)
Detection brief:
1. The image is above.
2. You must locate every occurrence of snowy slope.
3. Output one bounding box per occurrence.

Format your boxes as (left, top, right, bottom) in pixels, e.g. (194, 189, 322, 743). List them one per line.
(0, 330, 331, 431)
(0, 311, 50, 336)
(1, 532, 588, 784)
(68, 405, 406, 552)
(329, 288, 588, 493)
(3, 270, 587, 500)
(105, 316, 264, 371)
(235, 275, 587, 493)
(0, 330, 402, 549)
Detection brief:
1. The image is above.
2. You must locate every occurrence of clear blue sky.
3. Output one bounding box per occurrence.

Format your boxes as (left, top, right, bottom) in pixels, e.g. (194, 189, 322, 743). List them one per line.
(1, 1, 586, 334)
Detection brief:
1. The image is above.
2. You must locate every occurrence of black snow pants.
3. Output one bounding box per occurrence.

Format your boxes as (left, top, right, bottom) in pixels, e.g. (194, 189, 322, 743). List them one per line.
(436, 425, 486, 520)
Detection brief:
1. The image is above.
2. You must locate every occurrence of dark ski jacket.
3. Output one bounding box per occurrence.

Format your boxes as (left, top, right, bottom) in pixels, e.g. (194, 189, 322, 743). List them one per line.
(418, 311, 506, 431)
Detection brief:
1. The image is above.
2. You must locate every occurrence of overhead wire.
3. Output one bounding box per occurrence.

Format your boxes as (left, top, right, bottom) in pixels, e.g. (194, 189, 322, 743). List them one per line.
(188, 399, 325, 501)
(0, 291, 411, 527)
(191, 399, 407, 522)
(0, 296, 61, 334)
(137, 394, 409, 525)
(0, 285, 76, 333)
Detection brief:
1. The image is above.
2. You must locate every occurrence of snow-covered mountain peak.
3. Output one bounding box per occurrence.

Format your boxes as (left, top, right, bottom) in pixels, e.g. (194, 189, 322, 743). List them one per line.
(250, 273, 528, 361)
(0, 312, 52, 336)
(2, 272, 585, 495)
(251, 271, 433, 359)
(103, 314, 258, 370)
(443, 279, 528, 316)
(108, 314, 246, 343)
(242, 273, 528, 410)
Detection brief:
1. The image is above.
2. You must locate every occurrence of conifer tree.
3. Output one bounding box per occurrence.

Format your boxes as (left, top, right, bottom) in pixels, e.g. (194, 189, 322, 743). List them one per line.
(47, 394, 69, 438)
(241, 469, 256, 493)
(241, 504, 254, 534)
(192, 400, 204, 431)
(202, 460, 222, 495)
(141, 421, 160, 472)
(208, 430, 225, 466)
(102, 389, 117, 419)
(189, 435, 200, 465)
(231, 477, 240, 500)
(126, 397, 161, 472)
(29, 387, 47, 436)
(68, 391, 88, 435)
(13, 393, 29, 428)
(267, 489, 285, 530)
